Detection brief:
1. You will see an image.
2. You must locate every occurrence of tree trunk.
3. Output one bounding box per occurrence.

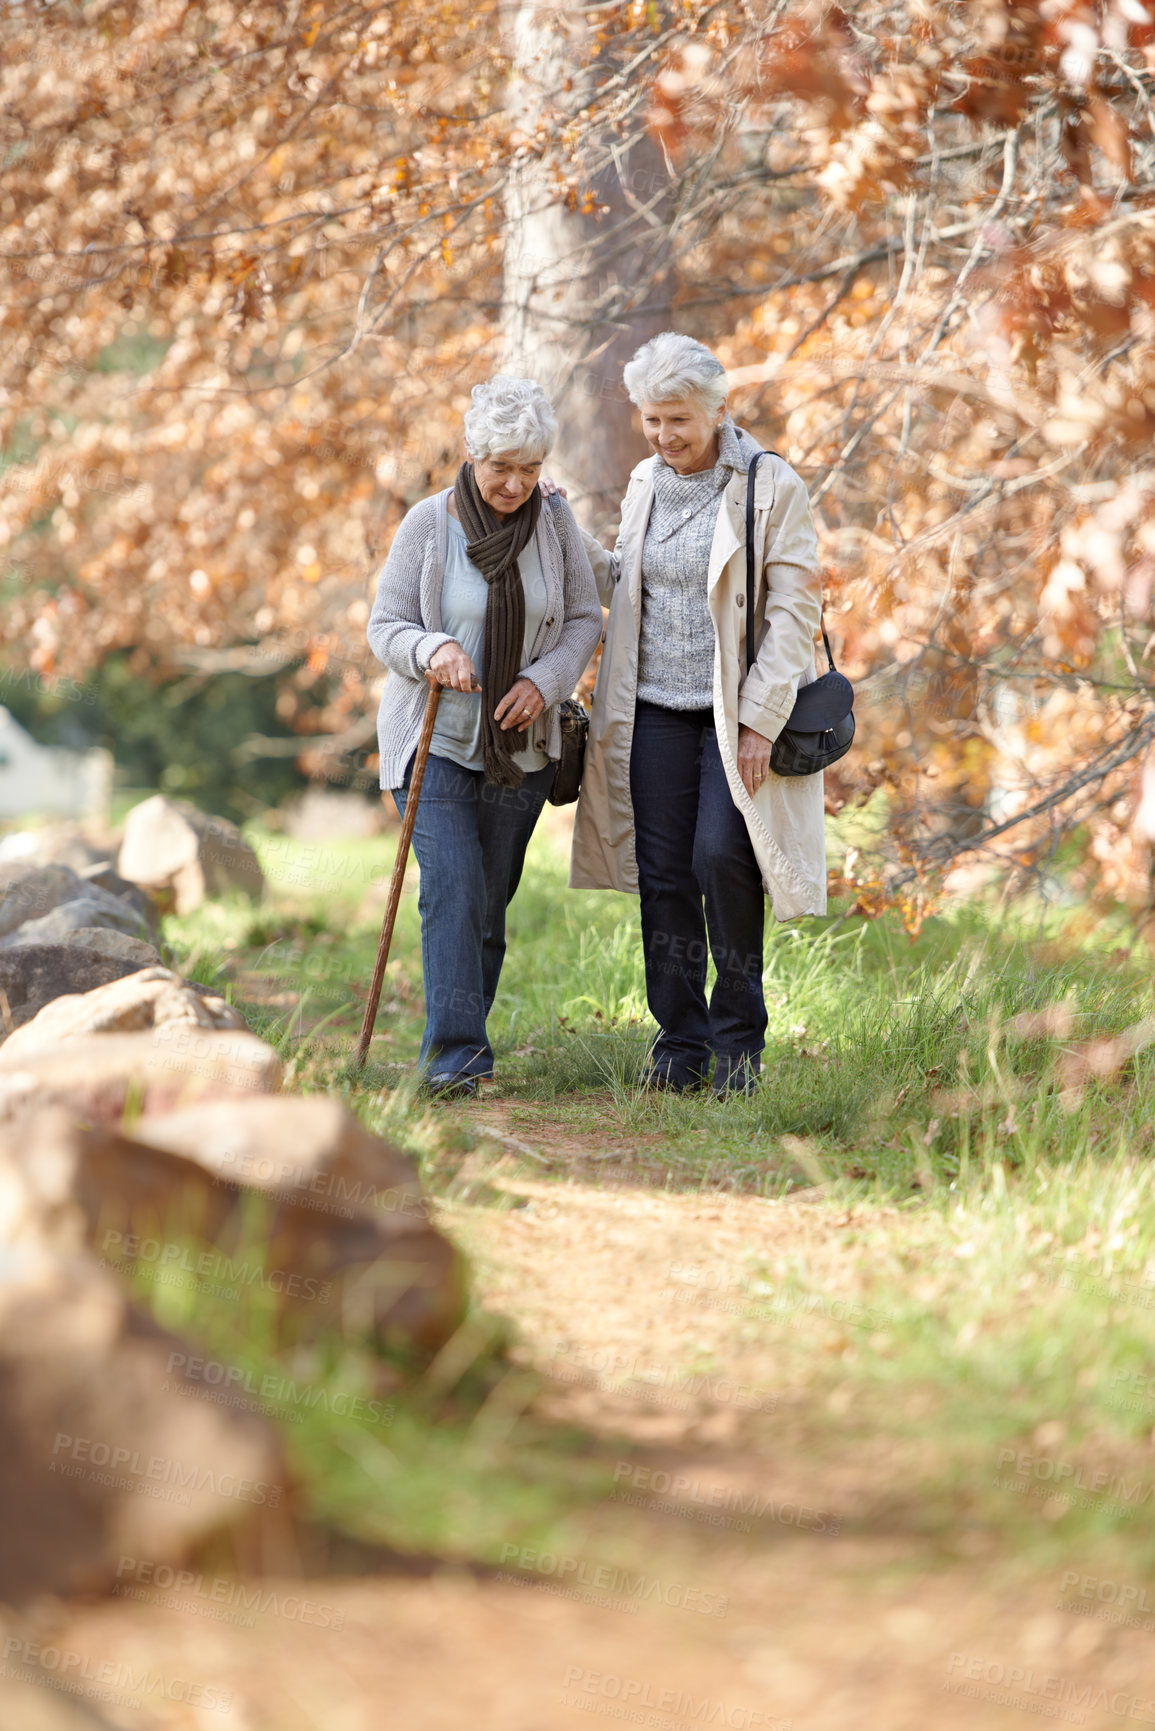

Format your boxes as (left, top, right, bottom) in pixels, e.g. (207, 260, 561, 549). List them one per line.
(502, 6, 674, 531)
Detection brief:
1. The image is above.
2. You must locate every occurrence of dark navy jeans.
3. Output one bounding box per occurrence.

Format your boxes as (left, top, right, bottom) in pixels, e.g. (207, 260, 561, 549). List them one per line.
(392, 753, 555, 1080)
(629, 701, 767, 1088)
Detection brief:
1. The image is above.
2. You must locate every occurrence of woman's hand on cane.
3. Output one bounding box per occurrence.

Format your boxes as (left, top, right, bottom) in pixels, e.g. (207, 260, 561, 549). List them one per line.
(495, 677, 545, 731)
(428, 640, 480, 692)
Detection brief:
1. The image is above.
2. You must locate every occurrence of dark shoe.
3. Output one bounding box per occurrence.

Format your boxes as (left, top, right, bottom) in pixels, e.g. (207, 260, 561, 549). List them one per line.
(424, 1073, 480, 1100)
(643, 1065, 708, 1095)
(712, 1056, 760, 1098)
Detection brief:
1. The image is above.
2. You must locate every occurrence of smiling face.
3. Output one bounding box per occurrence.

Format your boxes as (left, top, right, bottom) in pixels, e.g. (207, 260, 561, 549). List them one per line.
(640, 395, 726, 475)
(471, 450, 543, 515)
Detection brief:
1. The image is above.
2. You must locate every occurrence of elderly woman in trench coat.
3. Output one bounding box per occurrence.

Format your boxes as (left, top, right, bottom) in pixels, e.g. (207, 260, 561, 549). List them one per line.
(567, 332, 826, 1097)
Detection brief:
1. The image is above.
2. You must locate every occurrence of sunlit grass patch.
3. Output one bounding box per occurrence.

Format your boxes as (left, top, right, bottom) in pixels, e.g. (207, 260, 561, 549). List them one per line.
(148, 821, 1155, 1579)
(162, 816, 1155, 1195)
(113, 1194, 615, 1564)
(768, 1152, 1155, 1566)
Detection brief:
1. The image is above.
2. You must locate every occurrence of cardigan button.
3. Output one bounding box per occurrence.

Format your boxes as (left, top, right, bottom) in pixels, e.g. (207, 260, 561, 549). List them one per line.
(736, 595, 745, 607)
(545, 616, 555, 626)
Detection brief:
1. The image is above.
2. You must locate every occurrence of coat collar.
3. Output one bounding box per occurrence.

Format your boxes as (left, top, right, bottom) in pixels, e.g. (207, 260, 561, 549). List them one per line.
(620, 426, 769, 595)
(717, 416, 750, 474)
(707, 426, 767, 590)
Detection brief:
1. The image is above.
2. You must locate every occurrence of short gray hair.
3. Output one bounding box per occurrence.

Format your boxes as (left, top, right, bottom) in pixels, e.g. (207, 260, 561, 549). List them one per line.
(622, 331, 728, 416)
(463, 374, 557, 463)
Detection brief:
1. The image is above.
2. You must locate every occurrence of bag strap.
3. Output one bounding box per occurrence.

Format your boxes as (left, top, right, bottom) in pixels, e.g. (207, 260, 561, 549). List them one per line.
(745, 450, 836, 677)
(744, 452, 764, 675)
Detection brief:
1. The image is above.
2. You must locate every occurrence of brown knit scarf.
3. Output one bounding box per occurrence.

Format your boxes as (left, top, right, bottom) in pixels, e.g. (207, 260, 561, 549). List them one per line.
(453, 461, 542, 787)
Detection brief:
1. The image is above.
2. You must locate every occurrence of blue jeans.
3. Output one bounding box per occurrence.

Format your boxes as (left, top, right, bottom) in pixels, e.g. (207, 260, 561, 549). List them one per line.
(392, 753, 556, 1079)
(629, 701, 767, 1087)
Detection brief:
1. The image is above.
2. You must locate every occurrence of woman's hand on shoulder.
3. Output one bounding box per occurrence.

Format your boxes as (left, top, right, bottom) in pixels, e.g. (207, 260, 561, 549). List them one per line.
(737, 724, 772, 797)
(538, 477, 568, 499)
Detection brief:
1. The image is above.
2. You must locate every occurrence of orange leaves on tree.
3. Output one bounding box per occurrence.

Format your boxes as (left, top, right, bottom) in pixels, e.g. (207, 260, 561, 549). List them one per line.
(983, 248, 1074, 359)
(225, 255, 272, 330)
(950, 0, 1048, 127)
(754, 9, 865, 137)
(4, 0, 1155, 913)
(1087, 95, 1133, 179)
(952, 54, 1035, 127)
(645, 43, 712, 158)
(1059, 89, 1097, 188)
(156, 246, 190, 289)
(646, 74, 688, 157)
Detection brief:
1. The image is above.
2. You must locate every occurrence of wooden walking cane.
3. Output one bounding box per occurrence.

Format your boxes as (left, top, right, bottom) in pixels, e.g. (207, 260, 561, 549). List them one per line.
(353, 673, 441, 1068)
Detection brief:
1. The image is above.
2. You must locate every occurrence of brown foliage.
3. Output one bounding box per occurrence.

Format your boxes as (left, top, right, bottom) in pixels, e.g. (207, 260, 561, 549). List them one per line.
(2, 0, 1155, 910)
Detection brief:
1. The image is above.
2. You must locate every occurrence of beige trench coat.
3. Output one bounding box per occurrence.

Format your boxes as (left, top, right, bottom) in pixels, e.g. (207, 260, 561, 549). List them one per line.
(569, 434, 827, 921)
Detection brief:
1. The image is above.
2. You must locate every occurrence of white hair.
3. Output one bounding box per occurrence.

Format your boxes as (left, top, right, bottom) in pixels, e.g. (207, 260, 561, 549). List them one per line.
(622, 331, 728, 416)
(463, 374, 557, 463)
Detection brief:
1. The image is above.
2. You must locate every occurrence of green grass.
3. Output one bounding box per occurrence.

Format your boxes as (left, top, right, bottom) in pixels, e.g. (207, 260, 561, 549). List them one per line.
(164, 815, 1155, 1191)
(151, 814, 1155, 1579)
(719, 1149, 1155, 1566)
(113, 1201, 615, 1566)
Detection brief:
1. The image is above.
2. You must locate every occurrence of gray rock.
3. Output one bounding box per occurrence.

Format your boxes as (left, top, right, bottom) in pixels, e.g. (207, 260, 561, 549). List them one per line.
(78, 861, 160, 938)
(0, 968, 273, 1119)
(0, 858, 160, 958)
(0, 944, 150, 1037)
(118, 796, 264, 914)
(0, 863, 87, 940)
(39, 928, 161, 967)
(0, 890, 156, 951)
(131, 1094, 463, 1347)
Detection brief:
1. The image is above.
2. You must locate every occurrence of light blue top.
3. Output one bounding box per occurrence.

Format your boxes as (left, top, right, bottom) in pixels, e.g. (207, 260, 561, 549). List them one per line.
(431, 515, 550, 773)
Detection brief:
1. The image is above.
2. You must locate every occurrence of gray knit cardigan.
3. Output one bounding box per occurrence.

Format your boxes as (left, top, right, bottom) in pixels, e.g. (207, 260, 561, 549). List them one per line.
(367, 488, 603, 791)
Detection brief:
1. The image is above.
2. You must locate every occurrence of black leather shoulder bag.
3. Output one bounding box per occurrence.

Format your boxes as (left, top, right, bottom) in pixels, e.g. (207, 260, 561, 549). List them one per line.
(746, 450, 855, 778)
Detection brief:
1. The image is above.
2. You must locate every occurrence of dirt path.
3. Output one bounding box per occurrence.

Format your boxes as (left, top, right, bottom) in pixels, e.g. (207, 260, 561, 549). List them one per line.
(30, 1098, 1155, 1731)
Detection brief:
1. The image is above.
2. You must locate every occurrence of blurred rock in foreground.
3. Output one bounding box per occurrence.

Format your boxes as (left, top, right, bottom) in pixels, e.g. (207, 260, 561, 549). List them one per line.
(0, 1112, 283, 1607)
(0, 1659, 128, 1730)
(0, 967, 281, 1117)
(70, 1095, 462, 1350)
(129, 1094, 464, 1347)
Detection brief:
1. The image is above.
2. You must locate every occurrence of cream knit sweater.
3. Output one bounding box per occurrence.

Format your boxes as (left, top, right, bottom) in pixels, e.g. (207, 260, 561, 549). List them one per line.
(635, 419, 747, 710)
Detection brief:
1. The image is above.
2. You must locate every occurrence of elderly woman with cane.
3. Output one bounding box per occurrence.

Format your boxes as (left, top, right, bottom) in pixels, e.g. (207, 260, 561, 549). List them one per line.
(566, 332, 827, 1097)
(367, 375, 601, 1097)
